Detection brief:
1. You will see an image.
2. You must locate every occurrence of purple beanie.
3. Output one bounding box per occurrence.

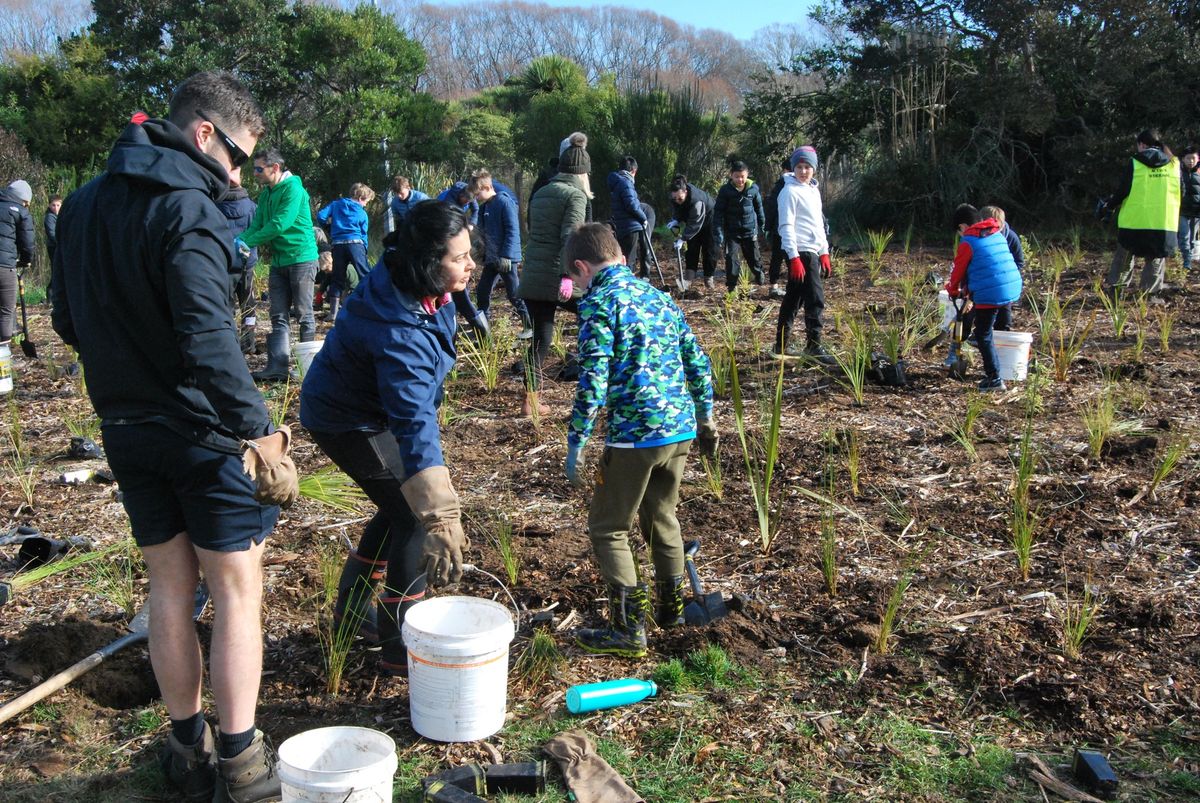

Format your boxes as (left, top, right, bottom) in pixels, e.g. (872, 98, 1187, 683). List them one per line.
(790, 146, 818, 170)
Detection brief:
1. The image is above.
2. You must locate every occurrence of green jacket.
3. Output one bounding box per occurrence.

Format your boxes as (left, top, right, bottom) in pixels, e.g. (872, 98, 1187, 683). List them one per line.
(519, 173, 588, 303)
(241, 173, 318, 266)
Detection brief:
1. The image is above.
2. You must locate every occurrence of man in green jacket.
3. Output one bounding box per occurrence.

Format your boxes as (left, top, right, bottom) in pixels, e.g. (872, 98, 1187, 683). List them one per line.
(241, 148, 319, 381)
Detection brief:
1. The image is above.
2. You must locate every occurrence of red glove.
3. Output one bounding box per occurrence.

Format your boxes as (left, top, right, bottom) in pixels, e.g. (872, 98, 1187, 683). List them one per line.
(820, 253, 832, 278)
(788, 256, 806, 282)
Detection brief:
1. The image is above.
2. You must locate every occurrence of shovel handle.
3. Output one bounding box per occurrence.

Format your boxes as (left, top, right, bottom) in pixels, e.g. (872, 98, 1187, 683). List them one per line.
(0, 631, 146, 726)
(684, 552, 705, 597)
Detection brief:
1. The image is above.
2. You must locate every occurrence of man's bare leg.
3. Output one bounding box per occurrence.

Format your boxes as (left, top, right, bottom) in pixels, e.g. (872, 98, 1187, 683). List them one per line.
(141, 533, 203, 720)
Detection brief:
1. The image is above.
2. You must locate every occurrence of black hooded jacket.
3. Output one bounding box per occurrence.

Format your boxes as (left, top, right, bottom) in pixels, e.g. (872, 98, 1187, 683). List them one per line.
(51, 119, 272, 452)
(0, 187, 34, 269)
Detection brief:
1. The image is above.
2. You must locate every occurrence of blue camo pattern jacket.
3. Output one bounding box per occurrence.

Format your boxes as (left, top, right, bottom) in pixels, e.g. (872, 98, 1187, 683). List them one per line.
(568, 264, 713, 450)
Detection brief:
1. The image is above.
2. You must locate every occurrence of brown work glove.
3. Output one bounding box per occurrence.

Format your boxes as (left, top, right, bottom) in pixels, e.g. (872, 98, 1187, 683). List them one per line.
(241, 425, 299, 508)
(697, 418, 719, 461)
(401, 465, 470, 586)
(544, 731, 643, 803)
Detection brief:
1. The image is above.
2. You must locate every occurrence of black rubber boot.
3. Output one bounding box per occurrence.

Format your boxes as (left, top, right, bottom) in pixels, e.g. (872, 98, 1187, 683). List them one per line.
(805, 333, 838, 365)
(653, 576, 686, 629)
(575, 584, 649, 658)
(214, 731, 280, 803)
(327, 294, 341, 323)
(332, 550, 386, 645)
(774, 323, 792, 356)
(160, 721, 217, 802)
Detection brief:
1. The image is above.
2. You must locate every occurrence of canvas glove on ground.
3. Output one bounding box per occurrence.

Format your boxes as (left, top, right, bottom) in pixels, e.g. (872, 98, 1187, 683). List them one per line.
(544, 731, 643, 803)
(401, 465, 469, 586)
(241, 425, 299, 508)
(697, 419, 719, 460)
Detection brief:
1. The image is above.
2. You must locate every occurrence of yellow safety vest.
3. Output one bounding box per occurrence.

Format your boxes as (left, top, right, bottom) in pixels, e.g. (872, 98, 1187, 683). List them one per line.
(1118, 157, 1181, 232)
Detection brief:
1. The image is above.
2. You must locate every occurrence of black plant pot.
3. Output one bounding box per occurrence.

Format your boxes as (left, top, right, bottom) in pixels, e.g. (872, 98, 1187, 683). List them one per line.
(880, 358, 908, 387)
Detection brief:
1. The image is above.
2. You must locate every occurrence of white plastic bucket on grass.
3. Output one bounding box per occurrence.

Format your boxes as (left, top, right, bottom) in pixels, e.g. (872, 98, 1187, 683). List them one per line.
(403, 595, 515, 742)
(993, 330, 1033, 381)
(293, 339, 324, 378)
(0, 343, 12, 394)
(277, 726, 396, 802)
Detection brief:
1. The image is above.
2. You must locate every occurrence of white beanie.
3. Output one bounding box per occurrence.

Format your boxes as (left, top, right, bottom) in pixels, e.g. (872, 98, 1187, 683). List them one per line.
(7, 179, 31, 204)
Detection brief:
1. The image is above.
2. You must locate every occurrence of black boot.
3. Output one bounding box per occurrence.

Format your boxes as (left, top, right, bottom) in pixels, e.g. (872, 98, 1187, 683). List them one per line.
(471, 311, 491, 343)
(327, 294, 341, 323)
(653, 576, 685, 629)
(332, 550, 386, 645)
(576, 584, 648, 658)
(774, 323, 791, 356)
(805, 332, 838, 365)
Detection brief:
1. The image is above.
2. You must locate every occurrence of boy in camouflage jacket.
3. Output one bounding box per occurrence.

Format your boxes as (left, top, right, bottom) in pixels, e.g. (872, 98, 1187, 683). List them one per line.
(563, 223, 718, 657)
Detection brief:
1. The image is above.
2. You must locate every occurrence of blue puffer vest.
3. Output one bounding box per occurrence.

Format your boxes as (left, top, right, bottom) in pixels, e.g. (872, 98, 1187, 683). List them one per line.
(963, 230, 1022, 306)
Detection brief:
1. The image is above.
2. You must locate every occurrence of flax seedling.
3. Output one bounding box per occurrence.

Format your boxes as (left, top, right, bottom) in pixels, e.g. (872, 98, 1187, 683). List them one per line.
(865, 228, 893, 283)
(1049, 308, 1094, 382)
(1060, 572, 1102, 661)
(315, 541, 358, 696)
(700, 455, 723, 499)
(298, 465, 368, 513)
(875, 556, 920, 655)
(949, 393, 986, 461)
(1094, 280, 1129, 339)
(731, 356, 783, 553)
(827, 316, 872, 406)
(87, 537, 140, 619)
(457, 317, 516, 392)
(492, 516, 521, 586)
(1156, 309, 1175, 353)
(840, 427, 861, 497)
(515, 630, 565, 686)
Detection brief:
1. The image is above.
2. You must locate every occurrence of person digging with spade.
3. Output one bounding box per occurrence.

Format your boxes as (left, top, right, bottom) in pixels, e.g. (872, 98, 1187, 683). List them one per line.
(300, 200, 473, 678)
(562, 223, 717, 658)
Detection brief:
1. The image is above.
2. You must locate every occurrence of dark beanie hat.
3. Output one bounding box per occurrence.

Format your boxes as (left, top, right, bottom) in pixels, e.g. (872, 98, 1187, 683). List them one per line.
(790, 145, 818, 170)
(559, 144, 591, 175)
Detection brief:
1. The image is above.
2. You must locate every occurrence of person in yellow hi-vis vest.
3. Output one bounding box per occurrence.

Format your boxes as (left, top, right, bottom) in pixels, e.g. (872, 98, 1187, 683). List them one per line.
(1105, 128, 1181, 296)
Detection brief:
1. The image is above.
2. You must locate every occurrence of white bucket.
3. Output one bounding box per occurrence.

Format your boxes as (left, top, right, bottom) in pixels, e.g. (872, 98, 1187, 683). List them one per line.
(993, 330, 1033, 381)
(402, 595, 515, 742)
(276, 726, 397, 802)
(0, 343, 11, 394)
(293, 339, 324, 378)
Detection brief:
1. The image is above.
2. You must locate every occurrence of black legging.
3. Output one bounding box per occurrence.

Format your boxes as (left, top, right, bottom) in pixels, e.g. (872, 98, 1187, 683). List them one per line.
(309, 428, 428, 673)
(524, 297, 578, 390)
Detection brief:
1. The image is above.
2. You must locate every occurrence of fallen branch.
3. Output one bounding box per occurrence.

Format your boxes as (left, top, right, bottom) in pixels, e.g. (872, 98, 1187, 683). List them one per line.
(1018, 754, 1104, 803)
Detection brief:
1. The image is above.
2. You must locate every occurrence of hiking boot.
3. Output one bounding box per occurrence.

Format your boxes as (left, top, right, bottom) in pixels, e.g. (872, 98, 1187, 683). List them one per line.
(804, 338, 838, 366)
(653, 576, 685, 629)
(943, 342, 960, 369)
(576, 584, 649, 658)
(160, 722, 216, 802)
(978, 377, 1006, 392)
(215, 730, 281, 803)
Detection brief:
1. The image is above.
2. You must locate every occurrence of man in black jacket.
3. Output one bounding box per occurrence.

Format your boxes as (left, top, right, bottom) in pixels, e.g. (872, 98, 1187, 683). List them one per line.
(714, 160, 766, 290)
(0, 179, 34, 344)
(667, 174, 717, 289)
(51, 71, 287, 803)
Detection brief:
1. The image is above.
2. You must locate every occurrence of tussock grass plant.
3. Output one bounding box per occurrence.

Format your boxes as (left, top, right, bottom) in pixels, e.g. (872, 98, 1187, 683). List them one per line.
(1027, 288, 1064, 353)
(1010, 497, 1038, 582)
(840, 427, 861, 496)
(9, 540, 126, 592)
(1022, 363, 1050, 416)
(700, 455, 723, 499)
(894, 267, 923, 305)
(1060, 572, 1102, 661)
(492, 515, 521, 586)
(818, 437, 838, 596)
(87, 536, 140, 619)
(8, 461, 36, 509)
(1079, 389, 1145, 460)
(298, 465, 368, 512)
(731, 356, 783, 553)
(315, 541, 357, 696)
(949, 393, 986, 461)
(265, 375, 296, 429)
(1156, 309, 1175, 353)
(1041, 246, 1071, 287)
(63, 405, 101, 442)
(709, 346, 731, 396)
(875, 551, 922, 655)
(651, 644, 744, 691)
(865, 228, 893, 283)
(902, 219, 916, 255)
(1147, 433, 1191, 499)
(6, 399, 26, 464)
(515, 629, 565, 686)
(1094, 280, 1130, 339)
(827, 316, 872, 406)
(456, 317, 516, 392)
(1049, 308, 1095, 382)
(550, 317, 570, 362)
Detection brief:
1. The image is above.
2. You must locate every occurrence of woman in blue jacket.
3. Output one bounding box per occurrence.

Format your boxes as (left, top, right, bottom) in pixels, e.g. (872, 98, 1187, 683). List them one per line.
(300, 201, 473, 676)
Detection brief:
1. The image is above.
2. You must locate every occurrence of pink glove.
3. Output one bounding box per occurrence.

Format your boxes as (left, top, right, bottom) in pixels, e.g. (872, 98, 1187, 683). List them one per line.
(820, 253, 832, 278)
(788, 256, 805, 282)
(558, 277, 573, 302)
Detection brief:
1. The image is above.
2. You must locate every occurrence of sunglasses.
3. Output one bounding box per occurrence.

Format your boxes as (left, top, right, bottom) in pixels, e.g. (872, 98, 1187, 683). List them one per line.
(197, 109, 250, 168)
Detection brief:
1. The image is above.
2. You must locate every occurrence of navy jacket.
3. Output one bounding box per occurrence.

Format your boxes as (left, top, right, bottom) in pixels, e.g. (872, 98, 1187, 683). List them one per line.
(50, 119, 272, 452)
(1000, 223, 1025, 274)
(43, 211, 58, 263)
(0, 187, 34, 268)
(300, 261, 457, 477)
(216, 186, 257, 275)
(479, 191, 521, 263)
(437, 182, 478, 225)
(714, 179, 766, 241)
(608, 170, 647, 235)
(765, 174, 787, 241)
(1182, 164, 1200, 218)
(670, 184, 715, 242)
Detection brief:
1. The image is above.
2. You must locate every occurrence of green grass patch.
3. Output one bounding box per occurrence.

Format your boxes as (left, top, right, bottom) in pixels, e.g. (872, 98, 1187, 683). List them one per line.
(651, 644, 751, 691)
(866, 715, 1015, 797)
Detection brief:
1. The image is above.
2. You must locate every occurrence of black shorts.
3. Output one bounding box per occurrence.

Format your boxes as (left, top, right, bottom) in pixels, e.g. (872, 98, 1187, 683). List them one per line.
(103, 423, 278, 552)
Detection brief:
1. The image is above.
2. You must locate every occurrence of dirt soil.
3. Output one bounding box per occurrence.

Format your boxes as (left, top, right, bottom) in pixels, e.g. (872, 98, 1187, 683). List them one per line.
(1, 243, 1199, 801)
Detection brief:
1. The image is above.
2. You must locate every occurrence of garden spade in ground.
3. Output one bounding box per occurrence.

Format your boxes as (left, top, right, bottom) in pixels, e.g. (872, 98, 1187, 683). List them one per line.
(674, 240, 690, 292)
(683, 539, 727, 625)
(639, 227, 666, 288)
(0, 583, 210, 724)
(946, 293, 970, 380)
(16, 270, 37, 359)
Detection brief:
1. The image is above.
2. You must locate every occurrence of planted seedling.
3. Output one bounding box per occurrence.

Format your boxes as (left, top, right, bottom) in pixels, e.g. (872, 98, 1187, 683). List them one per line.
(1049, 307, 1095, 383)
(818, 441, 838, 596)
(1156, 309, 1175, 354)
(1060, 571, 1102, 661)
(827, 316, 872, 406)
(315, 541, 359, 696)
(731, 355, 783, 553)
(456, 316, 516, 392)
(875, 548, 924, 655)
(1094, 279, 1129, 339)
(1143, 433, 1191, 502)
(87, 536, 141, 619)
(949, 393, 986, 462)
(700, 454, 723, 500)
(492, 515, 521, 586)
(266, 374, 296, 429)
(298, 465, 368, 513)
(840, 427, 861, 497)
(865, 228, 893, 283)
(1080, 389, 1118, 460)
(515, 630, 565, 686)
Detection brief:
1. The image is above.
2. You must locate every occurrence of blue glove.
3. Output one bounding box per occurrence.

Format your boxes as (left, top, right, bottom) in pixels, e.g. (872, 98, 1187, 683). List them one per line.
(234, 238, 251, 259)
(565, 444, 583, 487)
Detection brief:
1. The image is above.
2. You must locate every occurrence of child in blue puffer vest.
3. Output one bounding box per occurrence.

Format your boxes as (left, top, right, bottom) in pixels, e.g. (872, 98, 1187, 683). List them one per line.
(945, 204, 1023, 391)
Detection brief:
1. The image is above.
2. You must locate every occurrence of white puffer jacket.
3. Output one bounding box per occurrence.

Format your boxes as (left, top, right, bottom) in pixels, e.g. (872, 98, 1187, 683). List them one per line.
(777, 173, 828, 259)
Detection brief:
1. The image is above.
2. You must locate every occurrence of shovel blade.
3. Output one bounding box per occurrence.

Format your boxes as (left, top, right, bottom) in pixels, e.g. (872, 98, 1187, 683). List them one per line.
(683, 601, 709, 625)
(20, 338, 37, 359)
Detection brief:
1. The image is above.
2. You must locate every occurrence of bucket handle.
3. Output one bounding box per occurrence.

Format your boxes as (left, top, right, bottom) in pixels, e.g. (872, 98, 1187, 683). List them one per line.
(395, 565, 520, 631)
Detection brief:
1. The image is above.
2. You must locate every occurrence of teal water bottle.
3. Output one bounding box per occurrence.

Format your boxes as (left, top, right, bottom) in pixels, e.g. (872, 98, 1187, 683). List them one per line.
(566, 678, 657, 714)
